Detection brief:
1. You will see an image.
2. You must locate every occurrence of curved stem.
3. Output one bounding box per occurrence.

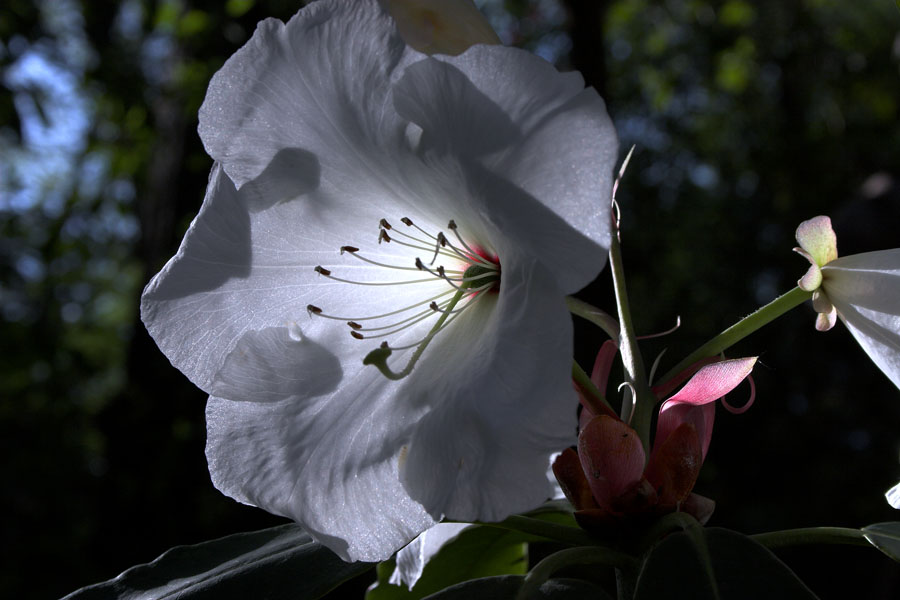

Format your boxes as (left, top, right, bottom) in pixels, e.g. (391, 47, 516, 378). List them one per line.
(658, 286, 811, 386)
(572, 361, 616, 417)
(516, 546, 637, 600)
(566, 296, 620, 343)
(474, 515, 598, 547)
(752, 527, 870, 550)
(609, 233, 654, 453)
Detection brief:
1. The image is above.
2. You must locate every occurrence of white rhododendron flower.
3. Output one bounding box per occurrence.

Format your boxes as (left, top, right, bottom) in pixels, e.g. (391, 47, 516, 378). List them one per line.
(141, 0, 617, 561)
(794, 216, 900, 391)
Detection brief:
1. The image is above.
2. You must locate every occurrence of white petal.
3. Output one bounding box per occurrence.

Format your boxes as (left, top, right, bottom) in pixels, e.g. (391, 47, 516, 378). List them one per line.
(389, 522, 471, 589)
(393, 46, 617, 291)
(206, 387, 435, 562)
(147, 0, 616, 563)
(822, 249, 900, 390)
(141, 164, 446, 392)
(209, 325, 343, 402)
(198, 0, 415, 191)
(886, 481, 900, 509)
(400, 258, 578, 522)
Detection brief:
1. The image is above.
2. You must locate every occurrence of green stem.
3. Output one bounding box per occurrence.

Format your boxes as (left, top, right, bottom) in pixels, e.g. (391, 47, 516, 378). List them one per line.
(608, 233, 654, 453)
(572, 361, 615, 416)
(751, 527, 870, 550)
(566, 296, 620, 342)
(475, 515, 599, 547)
(517, 546, 637, 600)
(657, 286, 812, 385)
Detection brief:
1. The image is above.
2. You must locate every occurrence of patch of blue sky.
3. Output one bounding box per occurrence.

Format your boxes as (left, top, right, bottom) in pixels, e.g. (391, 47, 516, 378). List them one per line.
(2, 48, 91, 212)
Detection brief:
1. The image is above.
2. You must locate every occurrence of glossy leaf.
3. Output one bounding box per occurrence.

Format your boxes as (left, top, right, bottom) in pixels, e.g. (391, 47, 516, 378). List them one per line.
(62, 524, 373, 600)
(634, 527, 818, 600)
(366, 524, 528, 600)
(420, 575, 612, 599)
(367, 507, 581, 600)
(862, 522, 900, 562)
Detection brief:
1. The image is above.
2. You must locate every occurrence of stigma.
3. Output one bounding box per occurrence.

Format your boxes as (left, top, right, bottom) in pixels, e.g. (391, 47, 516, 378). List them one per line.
(306, 217, 500, 379)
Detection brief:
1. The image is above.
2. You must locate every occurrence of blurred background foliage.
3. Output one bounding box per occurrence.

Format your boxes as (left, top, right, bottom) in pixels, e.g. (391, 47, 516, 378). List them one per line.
(1, 0, 898, 598)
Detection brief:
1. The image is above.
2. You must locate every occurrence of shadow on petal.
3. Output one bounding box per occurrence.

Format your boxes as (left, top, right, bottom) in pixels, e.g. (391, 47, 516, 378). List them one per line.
(393, 59, 521, 157)
(240, 147, 321, 212)
(210, 326, 342, 402)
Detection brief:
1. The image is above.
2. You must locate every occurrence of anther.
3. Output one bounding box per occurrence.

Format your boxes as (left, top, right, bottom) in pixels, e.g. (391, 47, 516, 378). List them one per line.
(429, 302, 440, 311)
(351, 331, 364, 340)
(307, 304, 323, 315)
(380, 218, 392, 230)
(314, 266, 331, 276)
(415, 257, 425, 270)
(379, 230, 391, 244)
(436, 232, 448, 247)
(340, 246, 359, 254)
(347, 321, 362, 330)
(401, 217, 414, 226)
(447, 219, 457, 230)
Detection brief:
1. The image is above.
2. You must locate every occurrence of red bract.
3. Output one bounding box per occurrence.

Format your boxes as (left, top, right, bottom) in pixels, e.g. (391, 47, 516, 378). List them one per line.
(555, 341, 756, 533)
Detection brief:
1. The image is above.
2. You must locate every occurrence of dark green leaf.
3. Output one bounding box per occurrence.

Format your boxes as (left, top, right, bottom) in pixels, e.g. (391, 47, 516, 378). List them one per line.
(366, 507, 579, 600)
(421, 575, 610, 600)
(862, 522, 900, 562)
(634, 527, 818, 600)
(62, 524, 373, 600)
(366, 525, 527, 600)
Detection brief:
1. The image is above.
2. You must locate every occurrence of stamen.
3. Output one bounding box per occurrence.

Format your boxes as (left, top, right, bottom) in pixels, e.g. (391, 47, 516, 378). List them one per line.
(350, 304, 452, 339)
(314, 265, 441, 286)
(308, 288, 456, 322)
(416, 259, 463, 290)
(350, 301, 452, 334)
(429, 283, 494, 314)
(341, 247, 435, 272)
(447, 220, 493, 266)
(382, 227, 460, 261)
(312, 215, 501, 382)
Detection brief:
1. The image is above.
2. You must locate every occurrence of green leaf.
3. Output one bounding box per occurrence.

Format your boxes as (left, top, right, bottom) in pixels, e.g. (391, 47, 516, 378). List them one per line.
(862, 522, 900, 561)
(366, 525, 528, 600)
(634, 527, 819, 600)
(367, 506, 580, 600)
(62, 524, 373, 600)
(420, 575, 611, 599)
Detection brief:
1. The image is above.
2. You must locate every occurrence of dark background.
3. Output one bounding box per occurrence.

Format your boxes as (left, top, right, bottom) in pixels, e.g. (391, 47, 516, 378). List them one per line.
(2, 0, 899, 598)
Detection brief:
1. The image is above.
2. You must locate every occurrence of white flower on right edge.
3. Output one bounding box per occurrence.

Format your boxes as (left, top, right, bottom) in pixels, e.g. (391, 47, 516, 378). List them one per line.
(793, 215, 900, 508)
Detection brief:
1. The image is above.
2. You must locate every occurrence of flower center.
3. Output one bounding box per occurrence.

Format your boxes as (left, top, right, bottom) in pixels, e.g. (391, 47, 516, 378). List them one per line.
(306, 217, 500, 380)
